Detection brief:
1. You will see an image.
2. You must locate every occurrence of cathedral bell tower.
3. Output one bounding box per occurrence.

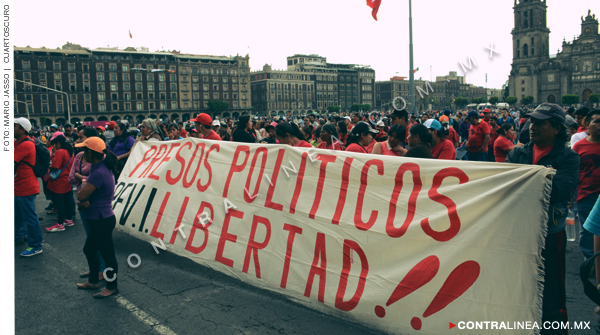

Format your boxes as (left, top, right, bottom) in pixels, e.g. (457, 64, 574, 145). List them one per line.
(509, 0, 551, 101)
(511, 0, 550, 61)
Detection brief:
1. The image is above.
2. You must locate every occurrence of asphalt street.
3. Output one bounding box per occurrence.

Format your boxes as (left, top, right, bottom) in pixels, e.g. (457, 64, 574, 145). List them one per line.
(15, 187, 598, 335)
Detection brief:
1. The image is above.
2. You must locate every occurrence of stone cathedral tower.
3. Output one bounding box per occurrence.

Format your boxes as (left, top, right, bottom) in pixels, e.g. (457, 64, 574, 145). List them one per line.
(509, 0, 551, 102)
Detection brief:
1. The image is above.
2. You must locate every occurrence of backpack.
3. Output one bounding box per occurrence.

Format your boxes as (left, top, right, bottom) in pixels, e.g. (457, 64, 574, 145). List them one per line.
(17, 138, 51, 178)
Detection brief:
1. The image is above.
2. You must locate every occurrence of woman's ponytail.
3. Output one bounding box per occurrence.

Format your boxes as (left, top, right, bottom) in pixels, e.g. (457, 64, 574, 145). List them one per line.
(102, 148, 118, 174)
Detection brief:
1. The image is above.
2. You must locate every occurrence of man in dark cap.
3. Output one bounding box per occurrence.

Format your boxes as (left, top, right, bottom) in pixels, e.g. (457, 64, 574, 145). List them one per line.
(507, 103, 580, 332)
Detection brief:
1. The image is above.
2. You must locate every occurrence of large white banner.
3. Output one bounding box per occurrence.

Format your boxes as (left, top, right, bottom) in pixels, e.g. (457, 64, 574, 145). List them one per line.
(113, 138, 553, 334)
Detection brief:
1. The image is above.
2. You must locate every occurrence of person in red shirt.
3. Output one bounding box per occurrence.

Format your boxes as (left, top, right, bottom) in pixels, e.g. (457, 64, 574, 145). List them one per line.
(336, 121, 348, 146)
(372, 124, 406, 156)
(572, 109, 600, 260)
(575, 107, 590, 133)
(318, 124, 343, 150)
(14, 118, 44, 256)
(275, 122, 313, 148)
(440, 115, 459, 147)
(425, 119, 456, 160)
(46, 134, 75, 233)
(482, 108, 491, 123)
(345, 121, 379, 153)
(193, 113, 222, 141)
(494, 123, 523, 162)
(487, 116, 500, 162)
(466, 111, 490, 161)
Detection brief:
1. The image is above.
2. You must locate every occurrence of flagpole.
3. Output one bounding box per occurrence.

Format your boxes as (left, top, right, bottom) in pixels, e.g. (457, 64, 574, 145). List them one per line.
(408, 0, 415, 115)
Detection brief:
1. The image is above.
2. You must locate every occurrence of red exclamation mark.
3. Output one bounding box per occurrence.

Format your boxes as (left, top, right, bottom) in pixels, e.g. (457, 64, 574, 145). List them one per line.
(410, 260, 480, 330)
(374, 255, 440, 318)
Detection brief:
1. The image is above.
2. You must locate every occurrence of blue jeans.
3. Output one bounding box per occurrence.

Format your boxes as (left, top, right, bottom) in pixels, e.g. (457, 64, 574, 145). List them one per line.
(80, 210, 106, 272)
(578, 192, 599, 259)
(467, 151, 487, 162)
(15, 195, 43, 248)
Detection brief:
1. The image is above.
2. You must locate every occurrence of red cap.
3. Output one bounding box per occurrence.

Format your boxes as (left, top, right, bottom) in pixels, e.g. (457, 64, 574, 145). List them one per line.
(108, 121, 116, 130)
(96, 126, 106, 132)
(192, 113, 212, 126)
(483, 108, 491, 113)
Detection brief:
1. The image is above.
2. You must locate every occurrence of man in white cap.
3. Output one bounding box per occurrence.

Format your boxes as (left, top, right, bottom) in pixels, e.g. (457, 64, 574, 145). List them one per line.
(212, 119, 221, 134)
(14, 118, 44, 256)
(344, 116, 353, 131)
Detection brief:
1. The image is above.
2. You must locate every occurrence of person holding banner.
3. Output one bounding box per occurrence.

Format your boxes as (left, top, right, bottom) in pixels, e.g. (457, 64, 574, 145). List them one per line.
(139, 119, 164, 142)
(425, 119, 456, 160)
(275, 122, 312, 148)
(371, 124, 406, 156)
(405, 124, 433, 159)
(318, 124, 343, 150)
(232, 115, 256, 143)
(506, 103, 580, 332)
(192, 113, 222, 141)
(345, 121, 379, 153)
(75, 137, 119, 299)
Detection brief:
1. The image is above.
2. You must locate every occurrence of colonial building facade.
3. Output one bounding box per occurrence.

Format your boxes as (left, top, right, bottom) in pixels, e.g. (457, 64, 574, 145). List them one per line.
(14, 43, 252, 127)
(509, 0, 600, 105)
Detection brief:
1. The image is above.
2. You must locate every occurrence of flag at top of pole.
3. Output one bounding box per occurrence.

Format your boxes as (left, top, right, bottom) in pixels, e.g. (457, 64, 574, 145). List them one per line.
(129, 29, 133, 39)
(366, 0, 382, 21)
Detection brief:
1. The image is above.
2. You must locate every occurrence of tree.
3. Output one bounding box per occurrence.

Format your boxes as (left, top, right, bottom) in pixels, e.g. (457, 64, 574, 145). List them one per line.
(561, 94, 580, 105)
(327, 105, 340, 113)
(588, 94, 600, 107)
(454, 97, 469, 109)
(39, 116, 47, 126)
(521, 95, 534, 105)
(503, 86, 509, 100)
(207, 100, 229, 115)
(362, 104, 371, 112)
(505, 96, 518, 106)
(350, 104, 361, 112)
(488, 96, 499, 105)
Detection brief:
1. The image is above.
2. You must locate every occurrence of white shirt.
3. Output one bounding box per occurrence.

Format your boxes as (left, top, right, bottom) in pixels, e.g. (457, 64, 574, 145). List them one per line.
(570, 131, 587, 149)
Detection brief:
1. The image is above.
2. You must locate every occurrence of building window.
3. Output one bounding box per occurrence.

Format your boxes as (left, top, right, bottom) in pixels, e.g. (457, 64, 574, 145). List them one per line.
(223, 84, 228, 91)
(171, 101, 177, 109)
(193, 84, 198, 91)
(110, 73, 117, 81)
(111, 83, 117, 91)
(171, 92, 177, 99)
(122, 64, 129, 71)
(125, 103, 131, 110)
(98, 93, 105, 101)
(68, 63, 75, 71)
(124, 83, 130, 91)
(96, 64, 103, 71)
(112, 103, 118, 111)
(123, 73, 129, 81)
(147, 74, 154, 81)
(97, 73, 104, 81)
(213, 93, 219, 99)
(159, 74, 165, 82)
(161, 101, 166, 110)
(203, 84, 209, 91)
(98, 103, 105, 111)
(170, 74, 176, 81)
(136, 83, 142, 91)
(38, 62, 45, 71)
(137, 102, 143, 110)
(42, 104, 48, 113)
(160, 83, 166, 91)
(137, 93, 143, 100)
(170, 83, 177, 90)
(111, 93, 117, 100)
(213, 84, 219, 91)
(148, 102, 154, 110)
(97, 83, 104, 91)
(53, 62, 60, 71)
(148, 83, 154, 91)
(135, 74, 142, 81)
(124, 93, 130, 100)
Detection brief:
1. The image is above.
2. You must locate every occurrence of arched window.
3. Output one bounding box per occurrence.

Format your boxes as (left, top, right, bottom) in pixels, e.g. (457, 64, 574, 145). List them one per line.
(516, 40, 520, 58)
(531, 37, 535, 56)
(523, 44, 529, 57)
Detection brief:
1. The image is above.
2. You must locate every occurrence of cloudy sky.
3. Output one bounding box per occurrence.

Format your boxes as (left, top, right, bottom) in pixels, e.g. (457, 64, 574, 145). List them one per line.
(14, 0, 599, 89)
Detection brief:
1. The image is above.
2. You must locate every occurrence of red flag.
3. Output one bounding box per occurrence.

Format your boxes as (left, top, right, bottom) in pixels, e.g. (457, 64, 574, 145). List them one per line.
(129, 29, 132, 39)
(366, 0, 382, 21)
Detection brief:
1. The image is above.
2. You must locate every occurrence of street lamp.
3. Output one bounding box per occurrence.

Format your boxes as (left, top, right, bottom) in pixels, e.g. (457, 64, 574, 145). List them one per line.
(15, 78, 71, 124)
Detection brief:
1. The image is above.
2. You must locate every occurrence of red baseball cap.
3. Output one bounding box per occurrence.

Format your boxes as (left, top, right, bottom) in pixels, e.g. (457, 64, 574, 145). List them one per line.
(483, 108, 491, 114)
(108, 121, 116, 130)
(192, 113, 212, 126)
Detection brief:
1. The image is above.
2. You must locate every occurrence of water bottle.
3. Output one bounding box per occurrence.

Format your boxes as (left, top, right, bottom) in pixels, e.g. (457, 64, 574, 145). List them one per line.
(566, 210, 576, 242)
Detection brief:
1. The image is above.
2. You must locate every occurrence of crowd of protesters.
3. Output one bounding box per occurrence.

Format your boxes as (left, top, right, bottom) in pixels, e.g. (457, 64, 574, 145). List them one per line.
(14, 103, 600, 332)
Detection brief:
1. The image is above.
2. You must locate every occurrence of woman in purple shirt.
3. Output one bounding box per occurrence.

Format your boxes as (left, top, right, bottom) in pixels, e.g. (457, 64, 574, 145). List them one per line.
(69, 127, 106, 280)
(108, 122, 134, 180)
(75, 137, 119, 299)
